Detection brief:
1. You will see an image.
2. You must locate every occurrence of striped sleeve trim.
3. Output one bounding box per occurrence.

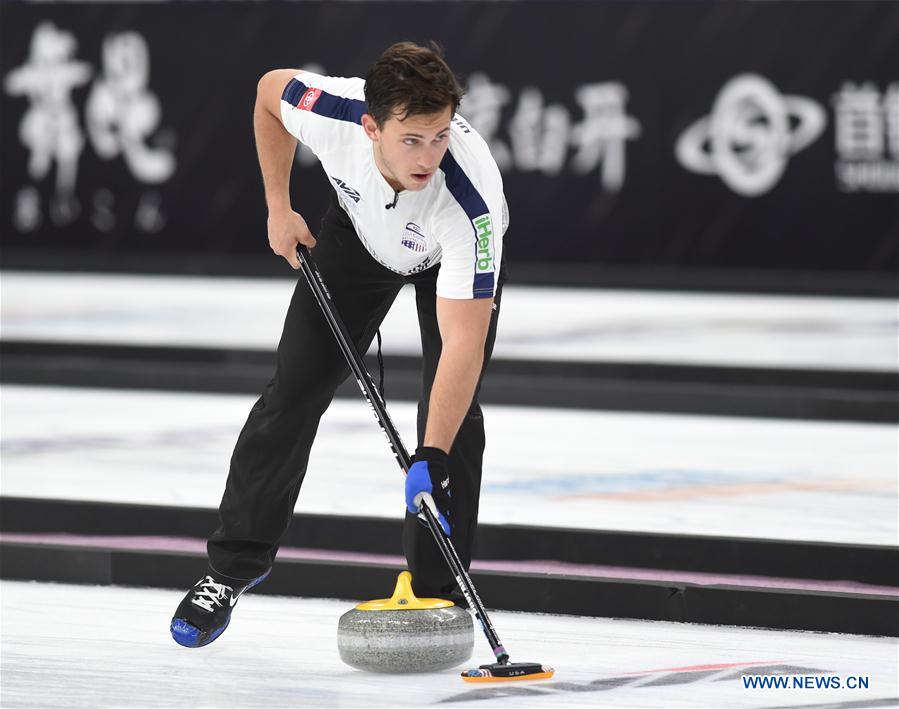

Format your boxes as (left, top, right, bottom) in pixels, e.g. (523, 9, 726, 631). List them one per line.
(281, 77, 367, 125)
(439, 150, 497, 299)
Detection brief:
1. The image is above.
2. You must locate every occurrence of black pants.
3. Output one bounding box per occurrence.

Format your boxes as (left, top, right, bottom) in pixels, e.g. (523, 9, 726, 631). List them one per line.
(207, 192, 505, 601)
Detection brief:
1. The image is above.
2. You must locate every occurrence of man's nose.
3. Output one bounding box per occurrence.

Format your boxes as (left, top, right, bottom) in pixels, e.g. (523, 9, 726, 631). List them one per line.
(418, 145, 441, 170)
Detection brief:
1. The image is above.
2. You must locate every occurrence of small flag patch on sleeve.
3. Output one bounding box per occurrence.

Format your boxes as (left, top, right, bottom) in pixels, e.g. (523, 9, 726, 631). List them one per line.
(297, 87, 323, 111)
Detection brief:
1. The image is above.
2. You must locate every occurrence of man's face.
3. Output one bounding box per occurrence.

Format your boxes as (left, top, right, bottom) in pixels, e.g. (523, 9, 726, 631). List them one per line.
(363, 106, 453, 192)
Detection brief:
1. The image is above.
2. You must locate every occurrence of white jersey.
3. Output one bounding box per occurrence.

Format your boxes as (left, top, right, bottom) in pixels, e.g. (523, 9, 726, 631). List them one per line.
(279, 70, 506, 300)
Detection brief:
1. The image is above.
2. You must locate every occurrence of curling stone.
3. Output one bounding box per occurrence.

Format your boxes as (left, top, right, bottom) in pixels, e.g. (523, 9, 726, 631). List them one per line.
(337, 571, 473, 673)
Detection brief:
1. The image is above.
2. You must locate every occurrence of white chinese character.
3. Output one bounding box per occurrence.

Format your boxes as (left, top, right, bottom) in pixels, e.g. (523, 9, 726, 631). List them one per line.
(134, 190, 165, 233)
(90, 188, 116, 232)
(833, 83, 884, 160)
(507, 87, 570, 176)
(13, 186, 42, 232)
(3, 22, 92, 224)
(459, 73, 512, 170)
(884, 83, 899, 160)
(570, 83, 641, 192)
(85, 32, 176, 183)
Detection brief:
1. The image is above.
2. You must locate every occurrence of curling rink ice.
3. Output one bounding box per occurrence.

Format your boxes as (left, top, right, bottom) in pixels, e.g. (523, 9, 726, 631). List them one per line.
(3, 273, 896, 371)
(2, 273, 898, 707)
(1, 580, 897, 708)
(1, 385, 897, 544)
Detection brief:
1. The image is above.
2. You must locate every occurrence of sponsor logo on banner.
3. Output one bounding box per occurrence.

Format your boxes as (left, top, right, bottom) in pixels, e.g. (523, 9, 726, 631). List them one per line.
(4, 22, 90, 228)
(86, 32, 176, 186)
(4, 22, 176, 233)
(401, 222, 427, 253)
(675, 74, 826, 197)
(459, 73, 641, 192)
(832, 82, 899, 192)
(297, 87, 322, 111)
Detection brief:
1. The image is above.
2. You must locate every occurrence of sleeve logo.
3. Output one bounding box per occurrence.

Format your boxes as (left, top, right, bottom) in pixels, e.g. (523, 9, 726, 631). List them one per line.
(297, 87, 322, 111)
(474, 214, 494, 271)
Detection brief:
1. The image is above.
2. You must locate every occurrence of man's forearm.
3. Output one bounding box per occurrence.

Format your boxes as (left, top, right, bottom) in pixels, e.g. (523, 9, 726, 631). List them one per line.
(423, 339, 485, 453)
(254, 80, 297, 212)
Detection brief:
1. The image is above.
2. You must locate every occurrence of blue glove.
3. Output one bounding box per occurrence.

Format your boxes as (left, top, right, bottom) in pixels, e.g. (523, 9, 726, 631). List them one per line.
(405, 446, 452, 536)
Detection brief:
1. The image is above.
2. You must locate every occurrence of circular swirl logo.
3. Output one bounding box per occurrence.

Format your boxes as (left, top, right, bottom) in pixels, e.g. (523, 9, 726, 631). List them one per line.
(676, 74, 826, 196)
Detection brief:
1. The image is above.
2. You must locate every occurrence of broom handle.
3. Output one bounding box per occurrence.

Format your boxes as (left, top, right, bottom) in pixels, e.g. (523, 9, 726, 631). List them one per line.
(296, 245, 510, 665)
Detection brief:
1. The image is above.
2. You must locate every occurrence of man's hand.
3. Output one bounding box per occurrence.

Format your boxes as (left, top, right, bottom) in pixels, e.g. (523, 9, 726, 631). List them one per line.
(267, 209, 317, 269)
(405, 446, 452, 536)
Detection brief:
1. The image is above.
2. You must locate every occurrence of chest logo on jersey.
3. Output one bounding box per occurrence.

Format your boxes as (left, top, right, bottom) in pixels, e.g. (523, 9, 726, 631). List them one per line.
(401, 222, 427, 253)
(297, 87, 322, 111)
(331, 177, 362, 204)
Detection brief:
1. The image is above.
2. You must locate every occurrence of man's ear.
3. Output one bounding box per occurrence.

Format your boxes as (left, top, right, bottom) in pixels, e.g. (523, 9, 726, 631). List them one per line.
(361, 114, 380, 142)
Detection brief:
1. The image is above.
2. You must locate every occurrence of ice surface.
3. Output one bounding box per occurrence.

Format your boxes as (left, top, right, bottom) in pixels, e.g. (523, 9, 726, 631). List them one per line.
(1, 581, 896, 708)
(2, 385, 897, 545)
(3, 271, 896, 370)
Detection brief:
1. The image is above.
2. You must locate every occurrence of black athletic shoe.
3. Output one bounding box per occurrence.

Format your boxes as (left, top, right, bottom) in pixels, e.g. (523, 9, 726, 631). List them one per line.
(170, 569, 270, 648)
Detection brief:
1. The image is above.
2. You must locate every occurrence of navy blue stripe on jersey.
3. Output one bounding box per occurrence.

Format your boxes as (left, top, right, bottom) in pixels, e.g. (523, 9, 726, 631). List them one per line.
(439, 150, 489, 221)
(473, 273, 495, 298)
(439, 150, 496, 299)
(281, 78, 366, 125)
(282, 78, 306, 106)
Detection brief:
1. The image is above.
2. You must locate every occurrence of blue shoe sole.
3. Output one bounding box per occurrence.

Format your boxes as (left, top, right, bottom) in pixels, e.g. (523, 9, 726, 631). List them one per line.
(170, 570, 270, 648)
(170, 616, 230, 648)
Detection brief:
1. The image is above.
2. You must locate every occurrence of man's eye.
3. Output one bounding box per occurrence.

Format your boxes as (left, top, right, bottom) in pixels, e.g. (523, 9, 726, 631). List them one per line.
(434, 135, 447, 143)
(404, 138, 418, 146)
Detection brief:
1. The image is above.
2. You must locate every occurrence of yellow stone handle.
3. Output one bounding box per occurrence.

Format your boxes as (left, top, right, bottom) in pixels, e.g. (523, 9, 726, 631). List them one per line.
(355, 571, 455, 611)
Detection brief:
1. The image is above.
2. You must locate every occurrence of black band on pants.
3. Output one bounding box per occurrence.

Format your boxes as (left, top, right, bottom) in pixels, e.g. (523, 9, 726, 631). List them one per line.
(207, 191, 505, 602)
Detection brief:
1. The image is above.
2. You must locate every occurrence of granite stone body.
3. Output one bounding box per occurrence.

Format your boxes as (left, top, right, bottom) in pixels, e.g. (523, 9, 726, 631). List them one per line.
(337, 605, 474, 673)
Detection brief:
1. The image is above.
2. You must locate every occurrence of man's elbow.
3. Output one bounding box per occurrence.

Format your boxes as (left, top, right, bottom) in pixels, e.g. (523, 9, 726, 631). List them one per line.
(442, 324, 490, 355)
(257, 71, 278, 103)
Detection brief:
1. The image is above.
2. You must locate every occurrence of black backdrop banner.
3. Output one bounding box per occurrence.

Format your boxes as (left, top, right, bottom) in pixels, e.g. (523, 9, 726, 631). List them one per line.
(1, 1, 897, 284)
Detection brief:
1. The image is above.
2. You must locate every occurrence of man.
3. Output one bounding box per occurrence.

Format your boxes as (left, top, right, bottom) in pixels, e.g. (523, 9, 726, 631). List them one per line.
(170, 41, 507, 648)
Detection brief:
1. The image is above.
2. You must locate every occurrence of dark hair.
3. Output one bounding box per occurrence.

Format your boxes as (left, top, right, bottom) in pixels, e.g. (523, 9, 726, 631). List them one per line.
(364, 41, 464, 127)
